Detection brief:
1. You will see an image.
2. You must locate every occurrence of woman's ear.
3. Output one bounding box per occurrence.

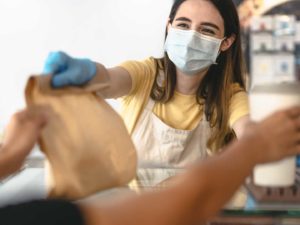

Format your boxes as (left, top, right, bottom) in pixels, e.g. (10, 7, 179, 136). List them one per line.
(220, 34, 236, 52)
(166, 18, 171, 33)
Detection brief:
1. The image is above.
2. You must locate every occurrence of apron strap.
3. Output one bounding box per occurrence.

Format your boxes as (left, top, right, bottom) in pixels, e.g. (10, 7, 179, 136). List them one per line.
(145, 98, 156, 111)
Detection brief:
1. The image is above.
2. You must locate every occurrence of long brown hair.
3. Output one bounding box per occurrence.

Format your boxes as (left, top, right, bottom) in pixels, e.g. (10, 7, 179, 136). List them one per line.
(150, 0, 247, 153)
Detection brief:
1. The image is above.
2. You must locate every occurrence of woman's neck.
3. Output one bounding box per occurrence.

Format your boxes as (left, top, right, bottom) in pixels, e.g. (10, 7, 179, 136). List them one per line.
(175, 68, 208, 95)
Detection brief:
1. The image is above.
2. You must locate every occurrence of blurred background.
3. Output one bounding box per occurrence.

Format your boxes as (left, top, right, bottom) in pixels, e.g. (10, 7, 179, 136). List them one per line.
(0, 0, 172, 135)
(235, 0, 300, 86)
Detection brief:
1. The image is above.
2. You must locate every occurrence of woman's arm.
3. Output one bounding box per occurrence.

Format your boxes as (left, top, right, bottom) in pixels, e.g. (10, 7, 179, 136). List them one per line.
(81, 106, 300, 225)
(230, 90, 251, 139)
(42, 51, 133, 99)
(90, 64, 132, 99)
(232, 114, 250, 138)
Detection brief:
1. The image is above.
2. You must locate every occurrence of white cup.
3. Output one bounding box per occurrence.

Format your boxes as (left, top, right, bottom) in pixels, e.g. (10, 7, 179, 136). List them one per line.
(250, 83, 300, 187)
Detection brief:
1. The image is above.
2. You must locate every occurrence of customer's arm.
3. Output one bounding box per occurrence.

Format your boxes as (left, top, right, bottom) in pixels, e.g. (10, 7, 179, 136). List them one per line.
(81, 106, 300, 225)
(0, 107, 299, 225)
(0, 106, 48, 179)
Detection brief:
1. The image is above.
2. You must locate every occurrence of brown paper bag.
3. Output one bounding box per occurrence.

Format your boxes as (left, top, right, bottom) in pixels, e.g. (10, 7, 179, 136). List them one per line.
(25, 76, 137, 200)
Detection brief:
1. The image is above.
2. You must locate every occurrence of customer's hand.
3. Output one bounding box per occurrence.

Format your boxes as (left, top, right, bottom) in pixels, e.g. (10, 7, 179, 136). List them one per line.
(43, 51, 97, 88)
(244, 106, 300, 164)
(1, 106, 49, 161)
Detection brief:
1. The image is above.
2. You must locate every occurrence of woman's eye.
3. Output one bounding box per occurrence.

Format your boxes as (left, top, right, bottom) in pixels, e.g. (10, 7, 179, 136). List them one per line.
(176, 23, 189, 29)
(201, 28, 215, 35)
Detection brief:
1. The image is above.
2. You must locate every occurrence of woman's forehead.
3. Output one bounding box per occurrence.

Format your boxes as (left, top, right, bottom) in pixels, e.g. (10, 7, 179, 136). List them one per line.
(174, 0, 224, 29)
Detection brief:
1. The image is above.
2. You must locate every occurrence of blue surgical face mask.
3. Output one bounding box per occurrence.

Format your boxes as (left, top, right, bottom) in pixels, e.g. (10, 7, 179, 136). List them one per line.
(164, 27, 225, 75)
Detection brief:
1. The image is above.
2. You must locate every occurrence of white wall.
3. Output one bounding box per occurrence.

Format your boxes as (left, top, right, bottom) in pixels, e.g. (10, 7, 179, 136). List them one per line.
(0, 0, 172, 132)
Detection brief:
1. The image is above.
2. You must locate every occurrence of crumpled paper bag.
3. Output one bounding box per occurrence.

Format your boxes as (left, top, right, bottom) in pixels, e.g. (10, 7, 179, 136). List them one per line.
(25, 75, 137, 200)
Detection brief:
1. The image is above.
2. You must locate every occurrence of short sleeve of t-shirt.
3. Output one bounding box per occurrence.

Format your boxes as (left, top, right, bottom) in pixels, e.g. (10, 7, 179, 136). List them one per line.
(119, 57, 157, 98)
(229, 83, 249, 127)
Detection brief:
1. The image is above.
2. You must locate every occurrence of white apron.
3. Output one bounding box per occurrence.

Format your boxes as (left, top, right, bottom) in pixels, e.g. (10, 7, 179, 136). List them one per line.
(132, 98, 213, 168)
(131, 97, 213, 187)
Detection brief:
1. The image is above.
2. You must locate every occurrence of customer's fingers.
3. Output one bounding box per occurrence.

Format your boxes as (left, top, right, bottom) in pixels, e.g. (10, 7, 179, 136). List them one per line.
(286, 106, 300, 119)
(16, 105, 50, 128)
(288, 144, 300, 156)
(28, 105, 50, 124)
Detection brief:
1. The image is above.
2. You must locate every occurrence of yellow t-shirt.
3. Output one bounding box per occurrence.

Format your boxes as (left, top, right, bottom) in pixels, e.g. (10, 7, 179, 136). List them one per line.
(118, 57, 249, 134)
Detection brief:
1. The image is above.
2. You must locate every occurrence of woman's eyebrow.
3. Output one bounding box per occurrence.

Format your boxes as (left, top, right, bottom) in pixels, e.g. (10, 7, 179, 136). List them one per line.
(201, 22, 220, 31)
(175, 17, 192, 22)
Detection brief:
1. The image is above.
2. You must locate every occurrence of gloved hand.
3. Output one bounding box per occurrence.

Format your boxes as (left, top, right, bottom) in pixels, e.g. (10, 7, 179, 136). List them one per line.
(43, 51, 97, 88)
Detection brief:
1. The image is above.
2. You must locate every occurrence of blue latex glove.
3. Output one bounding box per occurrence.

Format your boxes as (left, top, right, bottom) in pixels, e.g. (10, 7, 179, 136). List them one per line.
(43, 51, 97, 88)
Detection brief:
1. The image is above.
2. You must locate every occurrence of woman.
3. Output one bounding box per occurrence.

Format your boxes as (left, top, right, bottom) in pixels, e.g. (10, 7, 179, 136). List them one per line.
(43, 0, 250, 168)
